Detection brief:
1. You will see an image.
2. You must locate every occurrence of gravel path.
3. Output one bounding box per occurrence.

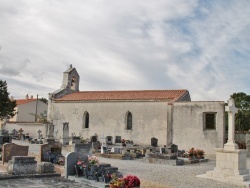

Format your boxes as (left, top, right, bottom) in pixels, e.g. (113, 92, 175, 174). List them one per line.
(98, 157, 244, 188)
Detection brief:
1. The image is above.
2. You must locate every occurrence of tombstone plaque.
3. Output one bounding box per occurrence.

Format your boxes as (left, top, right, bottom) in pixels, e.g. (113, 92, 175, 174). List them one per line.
(151, 137, 158, 147)
(115, 136, 122, 144)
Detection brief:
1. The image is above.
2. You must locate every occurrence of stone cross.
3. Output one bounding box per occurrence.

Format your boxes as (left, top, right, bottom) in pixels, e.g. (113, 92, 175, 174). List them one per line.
(224, 98, 239, 150)
(38, 129, 42, 139)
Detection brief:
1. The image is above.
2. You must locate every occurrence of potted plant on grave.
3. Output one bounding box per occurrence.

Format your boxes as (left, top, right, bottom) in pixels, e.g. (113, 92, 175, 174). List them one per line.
(109, 174, 125, 188)
(188, 147, 196, 159)
(124, 175, 140, 188)
(195, 149, 205, 158)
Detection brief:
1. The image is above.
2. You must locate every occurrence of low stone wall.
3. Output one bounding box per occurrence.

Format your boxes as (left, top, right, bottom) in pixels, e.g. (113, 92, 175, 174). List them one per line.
(5, 122, 47, 139)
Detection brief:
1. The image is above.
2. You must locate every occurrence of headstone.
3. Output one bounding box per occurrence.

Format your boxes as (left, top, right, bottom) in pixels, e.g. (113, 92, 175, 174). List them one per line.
(65, 152, 87, 178)
(160, 147, 166, 154)
(70, 136, 81, 145)
(115, 136, 122, 144)
(0, 135, 12, 146)
(7, 156, 37, 175)
(71, 143, 93, 156)
(39, 142, 63, 163)
(101, 146, 107, 154)
(92, 141, 101, 151)
(171, 144, 178, 153)
(151, 137, 158, 147)
(61, 122, 69, 145)
(2, 143, 29, 164)
(46, 122, 55, 143)
(106, 136, 113, 145)
(91, 135, 97, 143)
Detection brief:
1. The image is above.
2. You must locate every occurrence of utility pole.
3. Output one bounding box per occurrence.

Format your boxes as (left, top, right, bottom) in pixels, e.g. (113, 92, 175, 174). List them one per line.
(35, 94, 38, 122)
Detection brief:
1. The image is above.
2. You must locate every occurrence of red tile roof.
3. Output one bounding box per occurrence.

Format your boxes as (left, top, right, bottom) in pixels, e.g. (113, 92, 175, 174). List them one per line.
(55, 90, 189, 103)
(16, 99, 37, 105)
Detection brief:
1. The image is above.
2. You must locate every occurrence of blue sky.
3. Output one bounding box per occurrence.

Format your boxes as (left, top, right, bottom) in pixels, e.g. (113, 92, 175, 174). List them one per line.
(0, 0, 250, 101)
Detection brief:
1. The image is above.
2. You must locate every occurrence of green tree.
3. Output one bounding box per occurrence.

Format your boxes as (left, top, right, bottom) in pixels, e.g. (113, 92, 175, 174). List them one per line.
(0, 80, 16, 120)
(229, 92, 250, 131)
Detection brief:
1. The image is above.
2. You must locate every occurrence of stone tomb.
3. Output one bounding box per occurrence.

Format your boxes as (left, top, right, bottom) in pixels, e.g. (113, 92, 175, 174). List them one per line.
(71, 143, 93, 156)
(39, 142, 63, 163)
(7, 156, 37, 175)
(2, 143, 29, 164)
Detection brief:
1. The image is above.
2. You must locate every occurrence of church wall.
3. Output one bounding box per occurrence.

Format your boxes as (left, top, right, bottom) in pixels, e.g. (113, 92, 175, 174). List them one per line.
(51, 101, 169, 146)
(172, 101, 225, 154)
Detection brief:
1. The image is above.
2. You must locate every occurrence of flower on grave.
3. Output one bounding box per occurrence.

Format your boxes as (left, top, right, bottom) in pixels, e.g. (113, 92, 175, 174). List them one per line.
(88, 156, 99, 167)
(109, 174, 140, 188)
(76, 159, 86, 170)
(195, 149, 205, 157)
(110, 174, 125, 188)
(188, 148, 196, 156)
(122, 139, 126, 143)
(124, 175, 140, 188)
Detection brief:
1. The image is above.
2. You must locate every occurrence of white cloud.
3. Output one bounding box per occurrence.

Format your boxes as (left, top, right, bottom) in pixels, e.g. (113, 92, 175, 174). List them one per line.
(0, 0, 250, 101)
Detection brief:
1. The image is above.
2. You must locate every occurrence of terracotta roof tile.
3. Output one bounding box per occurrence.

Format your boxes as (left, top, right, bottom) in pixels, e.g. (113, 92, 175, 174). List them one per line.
(16, 99, 37, 105)
(55, 90, 189, 103)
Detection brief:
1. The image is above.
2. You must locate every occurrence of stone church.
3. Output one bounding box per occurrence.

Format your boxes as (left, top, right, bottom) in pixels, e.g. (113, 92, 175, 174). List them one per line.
(48, 65, 225, 154)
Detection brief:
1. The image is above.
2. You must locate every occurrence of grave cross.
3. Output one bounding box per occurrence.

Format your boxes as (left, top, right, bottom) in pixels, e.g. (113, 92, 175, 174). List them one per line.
(224, 98, 239, 150)
(38, 129, 42, 139)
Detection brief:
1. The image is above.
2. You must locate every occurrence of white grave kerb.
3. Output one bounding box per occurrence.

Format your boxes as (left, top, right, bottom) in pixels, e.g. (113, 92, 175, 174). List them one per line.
(224, 98, 239, 150)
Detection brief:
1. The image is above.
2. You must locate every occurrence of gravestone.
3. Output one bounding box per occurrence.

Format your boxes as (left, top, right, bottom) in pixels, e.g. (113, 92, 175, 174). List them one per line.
(46, 122, 55, 143)
(160, 147, 166, 154)
(61, 122, 69, 145)
(91, 135, 97, 143)
(115, 136, 122, 144)
(151, 137, 158, 147)
(71, 143, 93, 156)
(39, 142, 62, 163)
(0, 129, 12, 147)
(92, 141, 101, 151)
(171, 144, 178, 153)
(7, 156, 37, 175)
(2, 143, 29, 164)
(106, 136, 113, 145)
(65, 152, 88, 178)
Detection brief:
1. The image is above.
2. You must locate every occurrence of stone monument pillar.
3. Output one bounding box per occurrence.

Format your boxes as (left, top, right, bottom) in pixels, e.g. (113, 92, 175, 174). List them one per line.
(197, 98, 250, 187)
(60, 122, 69, 145)
(224, 98, 239, 150)
(45, 122, 55, 143)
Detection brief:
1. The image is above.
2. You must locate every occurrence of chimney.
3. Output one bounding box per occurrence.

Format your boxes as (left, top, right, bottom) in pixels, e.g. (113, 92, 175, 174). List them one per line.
(26, 94, 29, 100)
(30, 95, 33, 99)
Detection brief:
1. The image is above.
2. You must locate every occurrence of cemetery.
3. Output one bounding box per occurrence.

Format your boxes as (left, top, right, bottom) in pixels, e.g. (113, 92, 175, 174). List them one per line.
(1, 98, 250, 187)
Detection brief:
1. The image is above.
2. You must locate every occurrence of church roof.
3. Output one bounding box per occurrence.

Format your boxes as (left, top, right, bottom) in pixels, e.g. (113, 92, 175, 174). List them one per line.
(54, 89, 189, 103)
(16, 99, 37, 105)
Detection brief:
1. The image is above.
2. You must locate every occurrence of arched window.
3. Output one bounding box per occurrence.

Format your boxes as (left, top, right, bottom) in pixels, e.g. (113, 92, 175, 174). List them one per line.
(83, 112, 89, 129)
(126, 112, 132, 130)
